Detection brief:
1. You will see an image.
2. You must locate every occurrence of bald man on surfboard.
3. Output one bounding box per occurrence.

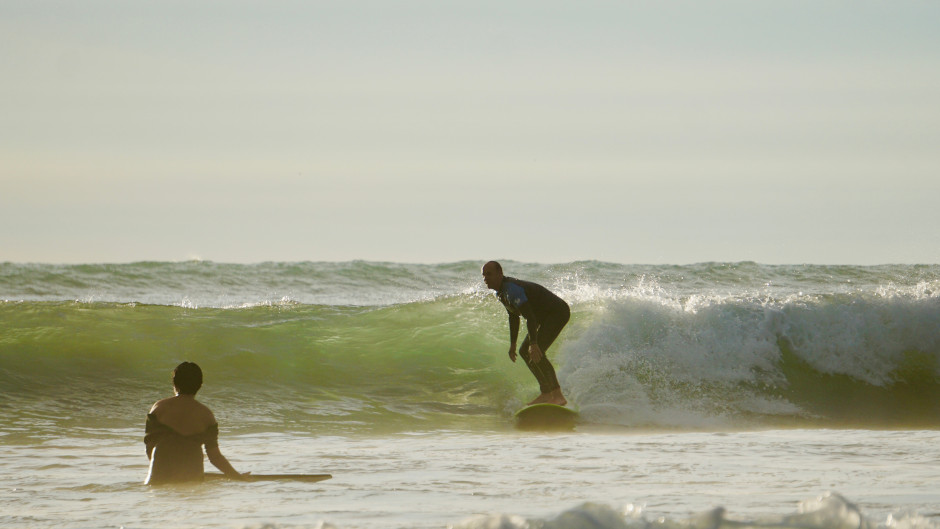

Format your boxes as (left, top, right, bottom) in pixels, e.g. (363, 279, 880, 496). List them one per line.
(482, 261, 569, 406)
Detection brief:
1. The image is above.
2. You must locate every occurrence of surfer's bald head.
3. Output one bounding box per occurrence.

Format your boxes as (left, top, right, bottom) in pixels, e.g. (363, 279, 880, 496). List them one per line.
(482, 261, 504, 291)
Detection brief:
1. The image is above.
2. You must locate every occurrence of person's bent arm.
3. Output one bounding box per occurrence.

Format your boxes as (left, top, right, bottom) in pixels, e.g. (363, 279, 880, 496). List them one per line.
(206, 446, 244, 479)
(517, 303, 540, 345)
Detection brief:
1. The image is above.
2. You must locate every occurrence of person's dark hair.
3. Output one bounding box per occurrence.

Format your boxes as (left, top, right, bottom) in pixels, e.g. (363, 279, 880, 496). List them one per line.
(173, 362, 203, 395)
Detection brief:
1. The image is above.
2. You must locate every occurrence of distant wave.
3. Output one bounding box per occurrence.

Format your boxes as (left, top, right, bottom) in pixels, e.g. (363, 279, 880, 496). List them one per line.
(3, 260, 939, 307)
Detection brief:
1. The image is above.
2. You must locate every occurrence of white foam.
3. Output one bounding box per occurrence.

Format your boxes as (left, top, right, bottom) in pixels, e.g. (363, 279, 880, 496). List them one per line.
(555, 281, 940, 427)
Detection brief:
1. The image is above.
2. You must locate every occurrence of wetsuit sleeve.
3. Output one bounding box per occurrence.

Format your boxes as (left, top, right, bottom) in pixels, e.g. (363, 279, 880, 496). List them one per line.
(517, 302, 540, 344)
(503, 280, 539, 344)
(508, 312, 520, 344)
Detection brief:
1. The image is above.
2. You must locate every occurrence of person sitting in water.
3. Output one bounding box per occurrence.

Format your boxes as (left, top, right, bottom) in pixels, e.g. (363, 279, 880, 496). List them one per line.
(144, 362, 245, 484)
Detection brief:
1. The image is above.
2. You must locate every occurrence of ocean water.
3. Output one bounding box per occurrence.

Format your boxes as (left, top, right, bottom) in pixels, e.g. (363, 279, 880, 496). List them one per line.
(1, 261, 939, 529)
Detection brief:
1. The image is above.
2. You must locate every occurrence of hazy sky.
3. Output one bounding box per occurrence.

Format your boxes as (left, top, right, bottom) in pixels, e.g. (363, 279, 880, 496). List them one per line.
(3, 1, 939, 264)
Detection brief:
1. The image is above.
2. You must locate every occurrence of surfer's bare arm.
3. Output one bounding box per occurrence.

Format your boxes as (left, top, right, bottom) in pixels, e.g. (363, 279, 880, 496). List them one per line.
(204, 410, 244, 479)
(206, 446, 245, 479)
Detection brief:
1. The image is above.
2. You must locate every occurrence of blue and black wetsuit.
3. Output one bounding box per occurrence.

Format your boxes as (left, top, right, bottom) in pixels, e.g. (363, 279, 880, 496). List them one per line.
(497, 277, 570, 394)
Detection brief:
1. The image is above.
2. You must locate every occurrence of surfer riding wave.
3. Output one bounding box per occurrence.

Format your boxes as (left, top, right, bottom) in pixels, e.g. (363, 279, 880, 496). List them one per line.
(482, 261, 569, 406)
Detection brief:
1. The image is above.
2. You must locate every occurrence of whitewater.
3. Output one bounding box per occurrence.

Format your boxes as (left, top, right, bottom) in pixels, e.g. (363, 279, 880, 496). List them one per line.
(2, 260, 939, 529)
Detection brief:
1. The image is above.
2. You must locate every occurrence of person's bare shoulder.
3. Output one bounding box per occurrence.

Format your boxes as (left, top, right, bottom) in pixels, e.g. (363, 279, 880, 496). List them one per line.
(193, 399, 217, 424)
(149, 397, 173, 414)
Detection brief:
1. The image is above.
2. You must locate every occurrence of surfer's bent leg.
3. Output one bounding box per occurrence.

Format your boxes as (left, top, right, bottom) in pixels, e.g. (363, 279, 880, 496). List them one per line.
(536, 304, 570, 353)
(518, 305, 569, 394)
(518, 336, 559, 394)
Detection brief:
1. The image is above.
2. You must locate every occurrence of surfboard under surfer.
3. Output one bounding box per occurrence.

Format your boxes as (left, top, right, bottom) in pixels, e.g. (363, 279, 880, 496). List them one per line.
(482, 261, 569, 406)
(144, 362, 246, 484)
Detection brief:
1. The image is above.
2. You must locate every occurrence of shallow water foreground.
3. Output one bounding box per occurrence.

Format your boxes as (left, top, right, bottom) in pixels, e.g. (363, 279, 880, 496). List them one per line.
(2, 428, 939, 529)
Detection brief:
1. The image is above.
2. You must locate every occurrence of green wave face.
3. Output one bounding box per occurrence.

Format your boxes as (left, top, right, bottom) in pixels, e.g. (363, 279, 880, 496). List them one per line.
(2, 261, 939, 434)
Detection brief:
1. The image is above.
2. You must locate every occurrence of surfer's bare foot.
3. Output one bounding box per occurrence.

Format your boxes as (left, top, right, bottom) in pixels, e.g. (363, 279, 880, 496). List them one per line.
(527, 393, 550, 405)
(527, 389, 567, 406)
(547, 388, 567, 406)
